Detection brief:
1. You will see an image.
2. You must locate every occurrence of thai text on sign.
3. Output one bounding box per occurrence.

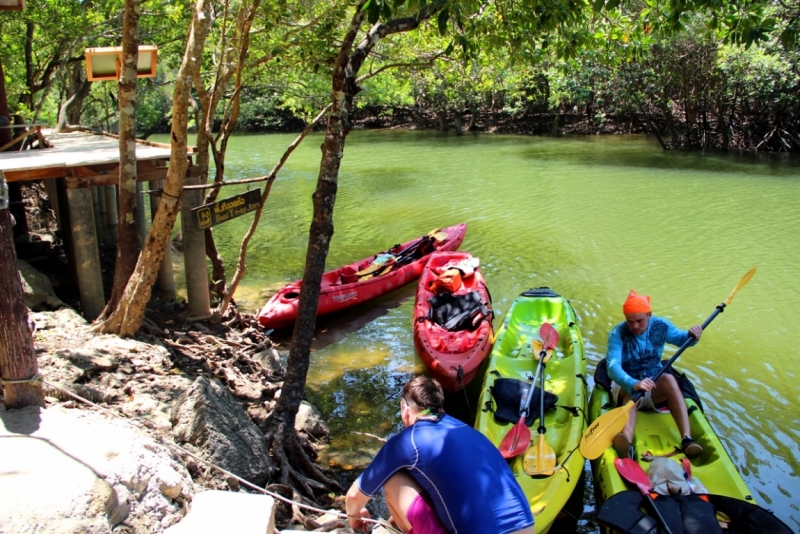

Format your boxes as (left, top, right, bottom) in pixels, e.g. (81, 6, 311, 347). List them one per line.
(192, 188, 262, 230)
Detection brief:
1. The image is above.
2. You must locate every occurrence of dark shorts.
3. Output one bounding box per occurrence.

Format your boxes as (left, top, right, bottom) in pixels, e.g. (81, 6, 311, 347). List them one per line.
(407, 494, 448, 534)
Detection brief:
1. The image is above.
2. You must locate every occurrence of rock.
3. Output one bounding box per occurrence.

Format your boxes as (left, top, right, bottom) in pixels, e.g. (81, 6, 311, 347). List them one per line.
(163, 490, 275, 534)
(18, 259, 64, 310)
(0, 405, 195, 534)
(170, 377, 274, 486)
(295, 401, 329, 440)
(253, 347, 284, 376)
(31, 306, 88, 333)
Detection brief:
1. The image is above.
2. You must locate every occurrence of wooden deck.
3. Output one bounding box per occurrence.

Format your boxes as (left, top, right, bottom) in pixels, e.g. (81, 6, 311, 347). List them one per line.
(0, 130, 194, 185)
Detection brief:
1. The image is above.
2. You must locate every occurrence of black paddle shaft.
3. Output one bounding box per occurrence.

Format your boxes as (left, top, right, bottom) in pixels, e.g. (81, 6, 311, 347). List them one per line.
(631, 303, 726, 403)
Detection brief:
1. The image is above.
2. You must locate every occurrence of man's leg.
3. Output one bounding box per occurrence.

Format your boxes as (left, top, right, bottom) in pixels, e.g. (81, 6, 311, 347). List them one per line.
(653, 374, 703, 458)
(383, 471, 422, 532)
(652, 374, 690, 436)
(614, 389, 638, 458)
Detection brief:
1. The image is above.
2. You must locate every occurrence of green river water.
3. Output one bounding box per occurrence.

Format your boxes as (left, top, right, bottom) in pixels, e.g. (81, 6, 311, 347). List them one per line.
(156, 130, 799, 530)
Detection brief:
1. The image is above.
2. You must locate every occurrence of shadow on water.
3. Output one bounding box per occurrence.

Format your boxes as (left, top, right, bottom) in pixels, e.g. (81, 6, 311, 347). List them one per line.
(515, 135, 800, 177)
(264, 286, 417, 352)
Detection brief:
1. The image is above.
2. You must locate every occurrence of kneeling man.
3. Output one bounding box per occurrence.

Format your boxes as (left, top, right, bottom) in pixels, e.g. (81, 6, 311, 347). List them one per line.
(346, 376, 534, 534)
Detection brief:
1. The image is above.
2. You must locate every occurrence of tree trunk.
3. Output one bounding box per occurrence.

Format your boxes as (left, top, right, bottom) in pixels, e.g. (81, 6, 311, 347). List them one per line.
(91, 0, 212, 336)
(0, 173, 44, 409)
(266, 0, 443, 500)
(467, 108, 478, 131)
(437, 110, 448, 131)
(454, 111, 463, 136)
(96, 0, 142, 322)
(55, 64, 93, 133)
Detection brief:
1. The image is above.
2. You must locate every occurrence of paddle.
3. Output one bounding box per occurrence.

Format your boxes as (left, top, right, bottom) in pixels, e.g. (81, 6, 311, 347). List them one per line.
(615, 458, 674, 534)
(523, 326, 559, 475)
(499, 323, 559, 459)
(580, 268, 756, 461)
(356, 229, 447, 278)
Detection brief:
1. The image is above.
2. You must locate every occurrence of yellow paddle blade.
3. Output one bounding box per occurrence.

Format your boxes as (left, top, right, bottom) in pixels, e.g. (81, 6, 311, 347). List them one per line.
(723, 267, 756, 306)
(531, 340, 554, 362)
(579, 400, 634, 460)
(523, 434, 557, 476)
(431, 231, 448, 242)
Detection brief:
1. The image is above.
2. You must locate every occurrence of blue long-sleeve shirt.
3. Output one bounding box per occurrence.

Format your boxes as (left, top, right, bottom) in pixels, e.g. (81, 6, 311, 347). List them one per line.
(606, 316, 696, 395)
(357, 414, 533, 534)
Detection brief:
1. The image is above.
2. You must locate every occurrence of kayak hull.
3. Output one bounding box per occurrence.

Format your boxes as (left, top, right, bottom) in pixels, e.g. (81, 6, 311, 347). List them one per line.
(474, 289, 588, 534)
(413, 251, 493, 393)
(257, 224, 467, 329)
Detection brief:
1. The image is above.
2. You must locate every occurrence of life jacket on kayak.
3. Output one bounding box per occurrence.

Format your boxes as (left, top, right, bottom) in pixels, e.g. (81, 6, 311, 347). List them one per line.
(594, 490, 793, 534)
(427, 268, 463, 294)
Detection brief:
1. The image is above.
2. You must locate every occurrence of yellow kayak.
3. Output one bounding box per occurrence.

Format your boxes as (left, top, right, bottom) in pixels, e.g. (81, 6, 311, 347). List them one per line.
(588, 362, 793, 532)
(474, 288, 588, 533)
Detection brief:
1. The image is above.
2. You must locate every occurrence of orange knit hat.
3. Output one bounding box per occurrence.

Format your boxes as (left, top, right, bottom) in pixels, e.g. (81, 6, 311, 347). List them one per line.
(622, 290, 651, 315)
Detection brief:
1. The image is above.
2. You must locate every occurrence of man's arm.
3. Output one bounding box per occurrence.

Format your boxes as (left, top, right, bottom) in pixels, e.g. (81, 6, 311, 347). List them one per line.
(345, 480, 371, 532)
(664, 318, 701, 346)
(605, 327, 638, 395)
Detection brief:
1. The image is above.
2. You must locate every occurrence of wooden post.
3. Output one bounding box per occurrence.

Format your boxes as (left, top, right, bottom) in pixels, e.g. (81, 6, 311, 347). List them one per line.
(0, 172, 45, 408)
(91, 186, 104, 245)
(134, 181, 146, 244)
(149, 180, 175, 293)
(180, 173, 210, 316)
(0, 60, 45, 407)
(95, 185, 108, 244)
(43, 179, 63, 235)
(104, 184, 119, 243)
(66, 186, 105, 320)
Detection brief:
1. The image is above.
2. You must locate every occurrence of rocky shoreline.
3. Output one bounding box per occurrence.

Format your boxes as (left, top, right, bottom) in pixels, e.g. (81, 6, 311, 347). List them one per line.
(1, 265, 360, 533)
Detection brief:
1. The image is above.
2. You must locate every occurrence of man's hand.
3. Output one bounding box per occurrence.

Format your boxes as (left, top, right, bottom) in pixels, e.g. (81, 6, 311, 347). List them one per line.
(688, 325, 703, 340)
(634, 378, 655, 392)
(348, 508, 371, 532)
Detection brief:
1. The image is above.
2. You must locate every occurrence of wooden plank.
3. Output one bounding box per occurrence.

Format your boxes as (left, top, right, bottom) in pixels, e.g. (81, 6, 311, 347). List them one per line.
(0, 127, 37, 152)
(3, 167, 67, 182)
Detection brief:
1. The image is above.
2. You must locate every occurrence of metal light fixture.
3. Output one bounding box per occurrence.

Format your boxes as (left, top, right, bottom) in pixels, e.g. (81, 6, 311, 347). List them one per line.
(84, 45, 158, 82)
(0, 0, 24, 11)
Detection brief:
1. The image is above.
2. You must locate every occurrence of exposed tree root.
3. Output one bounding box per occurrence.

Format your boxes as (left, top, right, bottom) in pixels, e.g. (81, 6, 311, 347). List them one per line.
(268, 421, 343, 502)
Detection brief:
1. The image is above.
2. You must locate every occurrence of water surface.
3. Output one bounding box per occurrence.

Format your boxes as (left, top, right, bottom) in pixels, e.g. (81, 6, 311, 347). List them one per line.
(156, 130, 800, 529)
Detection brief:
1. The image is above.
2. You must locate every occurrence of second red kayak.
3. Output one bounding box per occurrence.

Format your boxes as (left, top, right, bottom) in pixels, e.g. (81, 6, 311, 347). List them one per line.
(257, 224, 467, 329)
(413, 251, 494, 393)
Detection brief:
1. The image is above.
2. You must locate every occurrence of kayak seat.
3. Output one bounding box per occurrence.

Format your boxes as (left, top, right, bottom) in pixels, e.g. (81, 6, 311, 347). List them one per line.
(594, 358, 705, 413)
(488, 377, 558, 427)
(596, 491, 793, 534)
(338, 266, 359, 285)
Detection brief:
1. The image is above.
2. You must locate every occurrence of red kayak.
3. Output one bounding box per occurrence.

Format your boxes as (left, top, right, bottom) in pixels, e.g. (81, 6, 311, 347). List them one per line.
(413, 251, 493, 393)
(257, 224, 467, 329)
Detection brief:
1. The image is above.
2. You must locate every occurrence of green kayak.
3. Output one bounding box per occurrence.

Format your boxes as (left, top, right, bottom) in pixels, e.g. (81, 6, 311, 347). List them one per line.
(588, 362, 793, 532)
(474, 288, 588, 534)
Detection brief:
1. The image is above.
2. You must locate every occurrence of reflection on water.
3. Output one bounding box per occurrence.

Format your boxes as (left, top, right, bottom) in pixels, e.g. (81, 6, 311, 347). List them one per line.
(153, 131, 800, 530)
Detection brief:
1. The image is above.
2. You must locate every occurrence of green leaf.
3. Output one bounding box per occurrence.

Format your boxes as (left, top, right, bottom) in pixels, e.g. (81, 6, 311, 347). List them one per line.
(437, 9, 450, 35)
(593, 0, 605, 12)
(780, 27, 797, 49)
(367, 0, 380, 23)
(605, 0, 620, 10)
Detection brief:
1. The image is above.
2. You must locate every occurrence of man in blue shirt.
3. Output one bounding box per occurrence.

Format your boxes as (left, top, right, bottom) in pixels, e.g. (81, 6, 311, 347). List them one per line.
(345, 376, 534, 534)
(606, 290, 704, 460)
